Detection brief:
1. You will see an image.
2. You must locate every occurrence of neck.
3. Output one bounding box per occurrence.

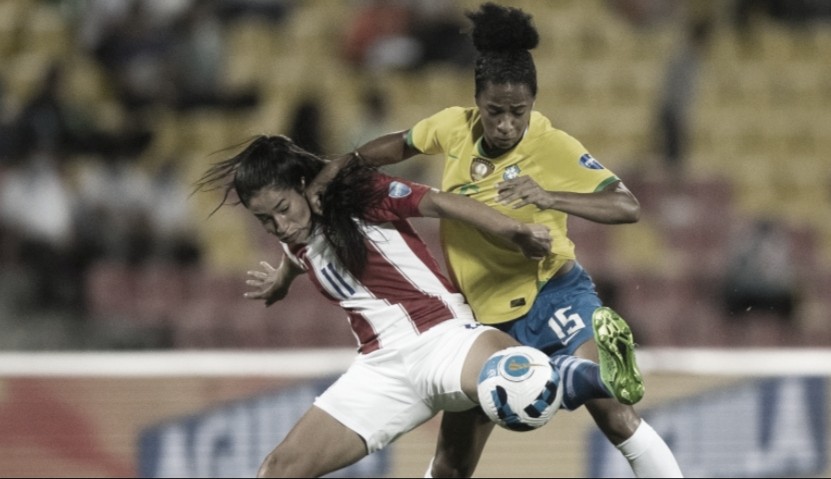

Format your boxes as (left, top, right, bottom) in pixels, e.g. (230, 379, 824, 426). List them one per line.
(481, 138, 511, 158)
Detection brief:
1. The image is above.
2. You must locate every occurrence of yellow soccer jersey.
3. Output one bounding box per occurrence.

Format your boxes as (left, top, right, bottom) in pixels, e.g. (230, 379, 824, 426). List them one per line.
(408, 106, 619, 324)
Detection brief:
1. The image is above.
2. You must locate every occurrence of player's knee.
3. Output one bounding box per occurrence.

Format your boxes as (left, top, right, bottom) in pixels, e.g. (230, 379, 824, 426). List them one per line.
(432, 454, 476, 478)
(257, 451, 281, 478)
(257, 449, 302, 478)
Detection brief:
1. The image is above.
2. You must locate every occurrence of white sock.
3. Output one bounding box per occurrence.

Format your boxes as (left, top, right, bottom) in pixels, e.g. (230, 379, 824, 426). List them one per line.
(616, 420, 683, 478)
(423, 457, 434, 478)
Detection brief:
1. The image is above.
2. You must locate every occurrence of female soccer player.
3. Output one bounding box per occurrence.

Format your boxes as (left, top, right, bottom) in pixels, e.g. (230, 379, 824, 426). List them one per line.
(306, 3, 683, 478)
(195, 134, 635, 478)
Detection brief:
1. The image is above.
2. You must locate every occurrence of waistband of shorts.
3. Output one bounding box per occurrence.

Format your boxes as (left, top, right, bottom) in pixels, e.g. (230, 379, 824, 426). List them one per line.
(358, 316, 483, 355)
(540, 260, 583, 293)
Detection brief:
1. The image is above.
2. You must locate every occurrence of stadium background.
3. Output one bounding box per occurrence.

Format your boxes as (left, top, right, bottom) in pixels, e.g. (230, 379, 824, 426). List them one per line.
(0, 0, 829, 477)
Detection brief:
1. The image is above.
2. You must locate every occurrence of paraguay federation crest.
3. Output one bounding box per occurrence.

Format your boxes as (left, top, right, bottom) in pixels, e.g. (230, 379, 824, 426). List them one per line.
(470, 157, 495, 181)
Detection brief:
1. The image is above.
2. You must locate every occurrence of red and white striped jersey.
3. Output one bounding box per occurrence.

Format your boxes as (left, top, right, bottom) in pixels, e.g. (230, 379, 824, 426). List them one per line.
(284, 174, 475, 353)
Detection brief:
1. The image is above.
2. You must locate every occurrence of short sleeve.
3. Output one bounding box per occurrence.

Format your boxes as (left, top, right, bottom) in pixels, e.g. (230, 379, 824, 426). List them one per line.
(534, 129, 618, 194)
(363, 173, 432, 223)
(407, 107, 467, 156)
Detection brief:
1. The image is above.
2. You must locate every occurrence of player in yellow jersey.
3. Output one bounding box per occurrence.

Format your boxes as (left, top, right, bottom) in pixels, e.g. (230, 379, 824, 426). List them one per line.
(308, 3, 683, 478)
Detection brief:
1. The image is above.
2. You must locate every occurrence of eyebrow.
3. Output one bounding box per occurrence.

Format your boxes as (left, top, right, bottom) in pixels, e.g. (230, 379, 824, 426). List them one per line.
(486, 102, 528, 109)
(253, 198, 285, 216)
(274, 198, 289, 211)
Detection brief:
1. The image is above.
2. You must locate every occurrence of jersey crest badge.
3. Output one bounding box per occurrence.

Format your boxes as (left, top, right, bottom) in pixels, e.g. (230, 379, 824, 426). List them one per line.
(579, 153, 605, 170)
(503, 165, 521, 180)
(388, 181, 412, 198)
(471, 157, 495, 181)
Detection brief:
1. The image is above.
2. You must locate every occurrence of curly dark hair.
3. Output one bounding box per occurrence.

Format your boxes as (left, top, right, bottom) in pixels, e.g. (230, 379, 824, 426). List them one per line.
(466, 2, 539, 98)
(194, 135, 383, 276)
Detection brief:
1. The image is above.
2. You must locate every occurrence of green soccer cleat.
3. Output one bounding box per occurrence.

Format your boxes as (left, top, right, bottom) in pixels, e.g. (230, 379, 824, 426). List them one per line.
(592, 307, 645, 406)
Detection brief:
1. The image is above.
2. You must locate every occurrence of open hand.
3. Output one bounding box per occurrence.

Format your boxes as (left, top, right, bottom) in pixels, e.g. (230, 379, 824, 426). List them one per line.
(497, 176, 553, 210)
(244, 261, 289, 306)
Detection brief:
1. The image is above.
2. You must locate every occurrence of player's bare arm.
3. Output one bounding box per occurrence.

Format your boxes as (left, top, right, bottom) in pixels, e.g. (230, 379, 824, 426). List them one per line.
(244, 256, 305, 306)
(418, 189, 551, 260)
(306, 131, 418, 214)
(497, 177, 640, 225)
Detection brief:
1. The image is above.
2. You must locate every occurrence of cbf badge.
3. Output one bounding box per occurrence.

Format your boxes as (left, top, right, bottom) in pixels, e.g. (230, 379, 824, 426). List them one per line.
(470, 157, 495, 181)
(503, 165, 521, 180)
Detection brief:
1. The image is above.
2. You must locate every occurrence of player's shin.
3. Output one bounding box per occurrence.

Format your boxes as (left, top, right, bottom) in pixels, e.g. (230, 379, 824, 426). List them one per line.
(549, 355, 614, 410)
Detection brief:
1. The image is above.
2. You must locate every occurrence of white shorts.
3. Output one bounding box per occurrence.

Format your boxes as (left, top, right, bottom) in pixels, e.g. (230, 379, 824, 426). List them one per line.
(314, 318, 494, 453)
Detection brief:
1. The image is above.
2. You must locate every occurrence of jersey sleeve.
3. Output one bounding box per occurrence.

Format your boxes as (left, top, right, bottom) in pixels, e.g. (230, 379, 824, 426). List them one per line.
(406, 107, 467, 155)
(363, 172, 433, 223)
(537, 129, 619, 193)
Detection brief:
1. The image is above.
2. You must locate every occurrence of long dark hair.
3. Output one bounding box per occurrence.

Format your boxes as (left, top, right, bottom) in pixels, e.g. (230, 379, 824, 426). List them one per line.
(194, 135, 384, 275)
(466, 2, 539, 98)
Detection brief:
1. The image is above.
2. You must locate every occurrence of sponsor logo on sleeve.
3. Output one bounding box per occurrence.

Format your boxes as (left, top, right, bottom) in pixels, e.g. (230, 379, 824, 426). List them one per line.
(579, 153, 605, 170)
(388, 181, 412, 198)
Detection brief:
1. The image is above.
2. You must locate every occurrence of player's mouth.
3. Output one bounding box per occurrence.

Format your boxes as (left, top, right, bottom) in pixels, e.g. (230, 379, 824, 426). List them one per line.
(279, 230, 298, 243)
(281, 227, 308, 245)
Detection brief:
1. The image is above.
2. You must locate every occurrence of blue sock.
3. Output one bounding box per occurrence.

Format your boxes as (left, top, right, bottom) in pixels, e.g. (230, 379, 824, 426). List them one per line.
(550, 355, 611, 410)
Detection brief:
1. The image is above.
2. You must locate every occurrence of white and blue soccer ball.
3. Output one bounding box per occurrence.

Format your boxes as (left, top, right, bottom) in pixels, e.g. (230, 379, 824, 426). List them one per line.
(477, 346, 562, 432)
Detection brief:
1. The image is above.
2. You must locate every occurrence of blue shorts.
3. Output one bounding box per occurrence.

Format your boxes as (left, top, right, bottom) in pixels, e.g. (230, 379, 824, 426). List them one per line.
(493, 263, 601, 357)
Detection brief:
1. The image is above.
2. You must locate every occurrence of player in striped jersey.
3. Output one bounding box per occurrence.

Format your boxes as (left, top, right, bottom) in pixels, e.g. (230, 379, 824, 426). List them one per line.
(195, 134, 639, 477)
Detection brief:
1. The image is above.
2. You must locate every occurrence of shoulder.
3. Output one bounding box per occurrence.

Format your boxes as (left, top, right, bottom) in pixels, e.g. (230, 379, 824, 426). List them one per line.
(363, 172, 431, 222)
(411, 107, 477, 152)
(528, 111, 584, 149)
(421, 106, 477, 126)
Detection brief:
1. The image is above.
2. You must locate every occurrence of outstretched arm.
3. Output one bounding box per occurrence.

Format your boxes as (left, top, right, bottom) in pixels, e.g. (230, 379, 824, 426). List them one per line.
(306, 130, 419, 213)
(244, 256, 306, 307)
(497, 177, 641, 224)
(418, 189, 551, 260)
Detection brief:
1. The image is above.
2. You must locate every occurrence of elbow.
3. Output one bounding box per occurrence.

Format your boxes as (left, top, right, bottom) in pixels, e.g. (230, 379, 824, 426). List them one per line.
(618, 198, 641, 224)
(418, 190, 445, 218)
(601, 183, 640, 224)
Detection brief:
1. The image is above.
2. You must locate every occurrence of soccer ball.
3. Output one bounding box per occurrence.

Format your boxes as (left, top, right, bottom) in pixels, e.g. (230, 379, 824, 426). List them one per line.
(477, 346, 562, 432)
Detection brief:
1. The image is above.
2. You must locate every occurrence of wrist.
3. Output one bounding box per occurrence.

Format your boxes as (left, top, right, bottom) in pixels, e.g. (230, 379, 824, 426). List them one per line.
(506, 221, 526, 242)
(542, 191, 557, 210)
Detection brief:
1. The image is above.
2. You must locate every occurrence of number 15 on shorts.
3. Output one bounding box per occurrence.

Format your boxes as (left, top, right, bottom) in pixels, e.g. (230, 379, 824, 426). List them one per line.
(548, 306, 585, 345)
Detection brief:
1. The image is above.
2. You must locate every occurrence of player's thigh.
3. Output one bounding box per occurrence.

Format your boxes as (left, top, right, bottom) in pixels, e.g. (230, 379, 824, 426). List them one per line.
(261, 405, 367, 478)
(498, 266, 602, 357)
(459, 329, 520, 398)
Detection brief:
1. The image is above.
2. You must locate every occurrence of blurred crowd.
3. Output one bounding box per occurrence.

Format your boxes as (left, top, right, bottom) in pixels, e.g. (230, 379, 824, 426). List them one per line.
(0, 0, 829, 350)
(0, 0, 284, 347)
